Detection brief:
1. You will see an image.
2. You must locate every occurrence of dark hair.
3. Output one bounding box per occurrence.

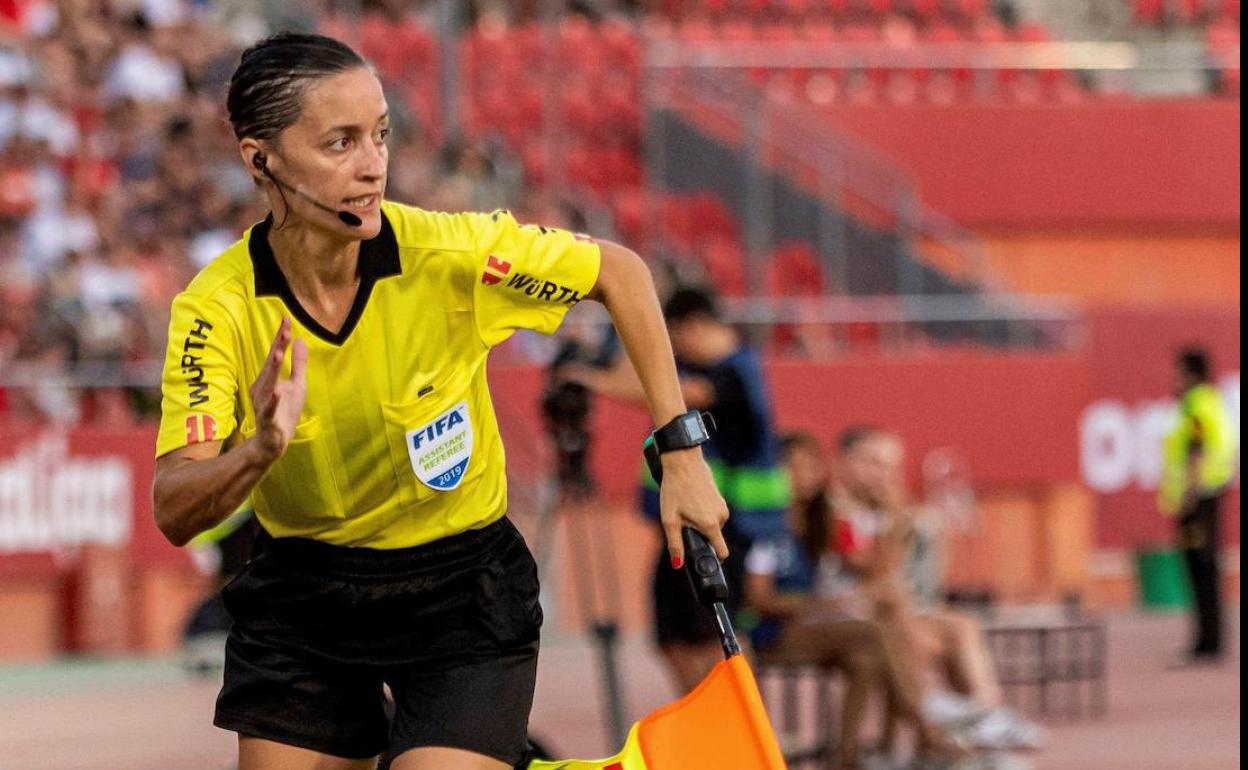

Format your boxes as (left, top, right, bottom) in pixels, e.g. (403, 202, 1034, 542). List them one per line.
(1177, 346, 1212, 382)
(838, 424, 884, 455)
(780, 430, 823, 458)
(226, 32, 367, 142)
(780, 431, 830, 562)
(663, 286, 720, 325)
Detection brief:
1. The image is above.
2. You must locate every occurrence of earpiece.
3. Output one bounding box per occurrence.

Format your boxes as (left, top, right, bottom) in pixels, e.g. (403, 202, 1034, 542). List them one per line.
(251, 150, 363, 228)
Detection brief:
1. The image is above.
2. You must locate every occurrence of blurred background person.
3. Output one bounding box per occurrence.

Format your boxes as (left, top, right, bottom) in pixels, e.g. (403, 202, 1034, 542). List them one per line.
(829, 426, 1044, 754)
(570, 286, 790, 695)
(746, 431, 964, 770)
(1160, 346, 1239, 665)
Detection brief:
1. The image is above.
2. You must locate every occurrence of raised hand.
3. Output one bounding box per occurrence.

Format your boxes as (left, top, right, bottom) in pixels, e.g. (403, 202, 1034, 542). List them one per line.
(248, 318, 308, 463)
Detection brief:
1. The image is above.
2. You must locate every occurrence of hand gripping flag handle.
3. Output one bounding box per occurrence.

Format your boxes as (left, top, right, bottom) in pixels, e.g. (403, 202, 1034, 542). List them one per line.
(644, 436, 742, 659)
(522, 439, 789, 769)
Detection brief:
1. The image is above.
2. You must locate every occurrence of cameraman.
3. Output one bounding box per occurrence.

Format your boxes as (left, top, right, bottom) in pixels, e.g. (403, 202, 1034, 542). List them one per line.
(566, 287, 789, 694)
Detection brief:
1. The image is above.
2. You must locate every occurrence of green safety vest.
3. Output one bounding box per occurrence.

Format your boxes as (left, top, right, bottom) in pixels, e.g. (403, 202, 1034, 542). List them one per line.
(1159, 384, 1239, 515)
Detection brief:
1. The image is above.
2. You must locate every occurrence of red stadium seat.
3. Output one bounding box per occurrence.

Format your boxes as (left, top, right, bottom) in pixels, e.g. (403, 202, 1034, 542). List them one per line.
(610, 187, 646, 245)
(783, 0, 815, 15)
(800, 20, 839, 42)
(601, 17, 640, 73)
(760, 22, 799, 43)
(1003, 70, 1046, 103)
(804, 71, 843, 105)
(677, 16, 718, 43)
(1175, 0, 1206, 21)
(883, 71, 923, 103)
(1015, 22, 1052, 43)
(698, 235, 749, 297)
(971, 16, 1009, 43)
(923, 70, 963, 104)
(1220, 65, 1241, 96)
(881, 15, 919, 45)
(924, 21, 963, 43)
(1050, 71, 1091, 103)
(955, 0, 990, 18)
(687, 194, 740, 241)
(840, 23, 879, 43)
(602, 72, 641, 133)
(767, 242, 824, 297)
(908, 0, 943, 20)
(764, 71, 802, 105)
(721, 18, 758, 42)
(1206, 17, 1240, 48)
(557, 16, 599, 74)
(520, 145, 549, 187)
(1133, 0, 1165, 25)
(844, 70, 882, 103)
(558, 74, 600, 139)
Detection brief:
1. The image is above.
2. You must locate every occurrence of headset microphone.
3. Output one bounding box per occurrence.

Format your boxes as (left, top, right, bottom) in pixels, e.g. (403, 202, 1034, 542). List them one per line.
(253, 153, 364, 228)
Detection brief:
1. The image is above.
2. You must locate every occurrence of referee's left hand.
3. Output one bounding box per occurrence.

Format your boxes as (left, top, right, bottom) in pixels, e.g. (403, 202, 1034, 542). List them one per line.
(658, 448, 730, 568)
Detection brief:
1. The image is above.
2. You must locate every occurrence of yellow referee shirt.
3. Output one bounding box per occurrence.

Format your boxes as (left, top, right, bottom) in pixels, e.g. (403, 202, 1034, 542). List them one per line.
(156, 201, 601, 548)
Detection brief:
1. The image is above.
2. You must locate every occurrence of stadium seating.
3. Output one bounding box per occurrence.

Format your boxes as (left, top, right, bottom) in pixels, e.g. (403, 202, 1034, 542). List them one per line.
(1131, 0, 1240, 25)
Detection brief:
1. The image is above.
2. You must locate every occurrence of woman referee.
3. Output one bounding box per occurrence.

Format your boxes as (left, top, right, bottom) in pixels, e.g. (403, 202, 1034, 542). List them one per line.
(153, 33, 729, 770)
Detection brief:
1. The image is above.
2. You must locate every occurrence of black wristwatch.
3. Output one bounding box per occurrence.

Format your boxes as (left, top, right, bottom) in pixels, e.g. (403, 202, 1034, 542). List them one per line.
(652, 410, 713, 454)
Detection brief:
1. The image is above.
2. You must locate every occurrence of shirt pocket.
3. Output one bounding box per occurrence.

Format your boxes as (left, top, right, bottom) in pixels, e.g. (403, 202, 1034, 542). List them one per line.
(241, 415, 346, 522)
(382, 395, 486, 508)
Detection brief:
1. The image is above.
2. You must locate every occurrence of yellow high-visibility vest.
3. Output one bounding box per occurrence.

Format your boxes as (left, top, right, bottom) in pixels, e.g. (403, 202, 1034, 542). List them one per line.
(1159, 384, 1238, 515)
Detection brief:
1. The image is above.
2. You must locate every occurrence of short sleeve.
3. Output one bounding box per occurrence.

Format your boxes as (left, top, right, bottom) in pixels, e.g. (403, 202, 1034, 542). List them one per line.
(155, 292, 240, 457)
(745, 539, 782, 576)
(470, 210, 602, 347)
(705, 364, 759, 463)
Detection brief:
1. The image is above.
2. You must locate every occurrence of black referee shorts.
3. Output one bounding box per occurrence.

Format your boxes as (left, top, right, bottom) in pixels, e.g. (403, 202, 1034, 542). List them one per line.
(651, 528, 748, 648)
(216, 517, 542, 765)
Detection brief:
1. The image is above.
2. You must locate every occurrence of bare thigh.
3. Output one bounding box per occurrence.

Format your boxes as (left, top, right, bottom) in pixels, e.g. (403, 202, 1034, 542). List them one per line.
(238, 736, 378, 770)
(390, 747, 510, 770)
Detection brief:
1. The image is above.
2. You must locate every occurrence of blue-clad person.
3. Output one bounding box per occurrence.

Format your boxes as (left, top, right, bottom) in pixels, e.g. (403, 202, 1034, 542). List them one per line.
(571, 286, 789, 693)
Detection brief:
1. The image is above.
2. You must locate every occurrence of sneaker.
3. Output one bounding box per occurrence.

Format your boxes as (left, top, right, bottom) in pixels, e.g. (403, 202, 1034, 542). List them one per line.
(963, 708, 1045, 752)
(923, 690, 991, 728)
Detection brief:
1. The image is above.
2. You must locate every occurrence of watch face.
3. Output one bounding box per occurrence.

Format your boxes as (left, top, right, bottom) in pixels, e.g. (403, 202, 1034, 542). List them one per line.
(682, 412, 706, 440)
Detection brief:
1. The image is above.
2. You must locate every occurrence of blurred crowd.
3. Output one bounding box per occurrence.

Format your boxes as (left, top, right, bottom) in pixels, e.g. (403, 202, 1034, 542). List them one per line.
(0, 0, 615, 425)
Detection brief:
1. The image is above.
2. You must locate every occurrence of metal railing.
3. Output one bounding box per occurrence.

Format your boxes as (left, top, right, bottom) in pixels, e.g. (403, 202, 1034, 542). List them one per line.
(642, 63, 999, 299)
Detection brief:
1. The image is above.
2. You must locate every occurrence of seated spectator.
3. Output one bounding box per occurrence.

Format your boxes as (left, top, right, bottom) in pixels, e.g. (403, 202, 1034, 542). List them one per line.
(829, 426, 1045, 753)
(744, 431, 964, 769)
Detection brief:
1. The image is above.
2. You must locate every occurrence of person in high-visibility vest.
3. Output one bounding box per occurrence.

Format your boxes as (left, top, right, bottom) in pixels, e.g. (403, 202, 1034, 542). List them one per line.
(1159, 347, 1239, 663)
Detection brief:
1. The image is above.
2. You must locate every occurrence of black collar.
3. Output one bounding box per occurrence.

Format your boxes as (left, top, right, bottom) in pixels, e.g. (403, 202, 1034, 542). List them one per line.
(249, 210, 401, 346)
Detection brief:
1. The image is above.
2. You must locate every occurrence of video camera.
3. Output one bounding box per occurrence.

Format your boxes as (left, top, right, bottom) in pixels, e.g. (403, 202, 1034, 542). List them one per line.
(541, 328, 619, 498)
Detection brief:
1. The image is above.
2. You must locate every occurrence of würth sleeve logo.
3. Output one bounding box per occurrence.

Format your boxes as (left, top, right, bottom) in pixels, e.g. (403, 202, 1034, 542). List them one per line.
(481, 255, 512, 285)
(182, 317, 214, 407)
(504, 272, 584, 306)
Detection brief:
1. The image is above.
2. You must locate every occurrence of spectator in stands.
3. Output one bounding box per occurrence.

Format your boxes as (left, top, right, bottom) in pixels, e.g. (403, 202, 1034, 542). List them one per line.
(829, 426, 1044, 753)
(0, 2, 521, 422)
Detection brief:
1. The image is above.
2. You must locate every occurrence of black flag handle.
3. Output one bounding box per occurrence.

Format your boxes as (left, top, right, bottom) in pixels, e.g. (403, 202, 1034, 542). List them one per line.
(644, 435, 742, 658)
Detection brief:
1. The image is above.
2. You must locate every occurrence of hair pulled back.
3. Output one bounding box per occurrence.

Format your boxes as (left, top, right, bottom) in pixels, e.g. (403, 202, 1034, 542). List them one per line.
(226, 32, 366, 142)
